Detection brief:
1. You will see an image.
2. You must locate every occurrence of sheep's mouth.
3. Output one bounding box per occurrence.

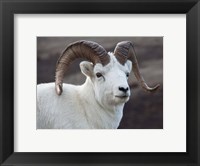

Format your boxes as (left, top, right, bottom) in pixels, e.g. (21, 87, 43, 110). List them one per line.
(115, 95, 129, 99)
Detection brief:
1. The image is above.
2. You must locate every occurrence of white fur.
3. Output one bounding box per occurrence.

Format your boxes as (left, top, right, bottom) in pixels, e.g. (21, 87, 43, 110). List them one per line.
(37, 53, 132, 129)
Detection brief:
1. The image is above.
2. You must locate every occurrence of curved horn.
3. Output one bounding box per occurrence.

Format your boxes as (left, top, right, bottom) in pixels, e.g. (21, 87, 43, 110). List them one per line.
(55, 40, 110, 95)
(114, 41, 160, 92)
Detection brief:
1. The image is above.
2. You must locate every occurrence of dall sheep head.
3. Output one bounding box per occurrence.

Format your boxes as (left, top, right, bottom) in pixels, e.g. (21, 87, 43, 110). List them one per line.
(79, 54, 132, 107)
(55, 40, 160, 97)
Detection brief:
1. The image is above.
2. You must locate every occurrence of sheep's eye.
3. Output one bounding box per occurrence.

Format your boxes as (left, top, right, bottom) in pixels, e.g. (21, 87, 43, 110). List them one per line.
(126, 73, 130, 77)
(96, 72, 103, 78)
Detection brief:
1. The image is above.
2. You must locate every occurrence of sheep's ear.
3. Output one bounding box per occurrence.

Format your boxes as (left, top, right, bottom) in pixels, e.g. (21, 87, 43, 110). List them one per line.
(126, 60, 132, 72)
(80, 61, 94, 77)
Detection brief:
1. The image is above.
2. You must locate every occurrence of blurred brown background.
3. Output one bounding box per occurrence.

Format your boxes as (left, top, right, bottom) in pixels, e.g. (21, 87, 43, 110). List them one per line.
(37, 37, 163, 129)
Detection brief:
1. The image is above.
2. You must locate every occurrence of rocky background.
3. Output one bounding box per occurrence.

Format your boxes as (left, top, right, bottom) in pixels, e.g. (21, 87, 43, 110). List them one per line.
(37, 37, 163, 129)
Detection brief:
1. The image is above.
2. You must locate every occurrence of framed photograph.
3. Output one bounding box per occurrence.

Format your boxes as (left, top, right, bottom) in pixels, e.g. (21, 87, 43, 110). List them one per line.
(0, 0, 199, 165)
(36, 36, 163, 130)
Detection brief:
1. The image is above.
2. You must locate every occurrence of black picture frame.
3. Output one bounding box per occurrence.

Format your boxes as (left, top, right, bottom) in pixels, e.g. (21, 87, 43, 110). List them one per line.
(0, 0, 199, 165)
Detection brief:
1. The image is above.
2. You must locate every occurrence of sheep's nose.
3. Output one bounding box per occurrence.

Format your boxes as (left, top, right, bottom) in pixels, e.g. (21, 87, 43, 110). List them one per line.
(119, 86, 129, 93)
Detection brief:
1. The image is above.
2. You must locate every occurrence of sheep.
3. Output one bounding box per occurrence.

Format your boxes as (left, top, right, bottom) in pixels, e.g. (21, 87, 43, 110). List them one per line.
(37, 40, 159, 129)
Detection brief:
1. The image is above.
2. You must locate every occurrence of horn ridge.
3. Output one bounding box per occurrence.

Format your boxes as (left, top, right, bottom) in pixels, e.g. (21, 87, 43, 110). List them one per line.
(114, 41, 133, 65)
(55, 40, 110, 95)
(114, 41, 160, 92)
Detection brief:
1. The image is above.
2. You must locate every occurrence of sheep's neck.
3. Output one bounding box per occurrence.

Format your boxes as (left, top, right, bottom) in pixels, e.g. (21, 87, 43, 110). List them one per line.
(79, 78, 124, 129)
